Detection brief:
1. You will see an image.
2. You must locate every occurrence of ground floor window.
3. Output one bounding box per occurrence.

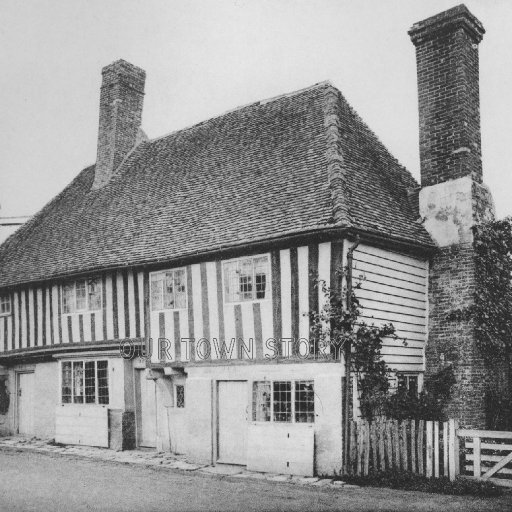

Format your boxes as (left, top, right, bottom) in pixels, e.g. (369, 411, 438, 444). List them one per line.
(397, 373, 419, 397)
(61, 360, 109, 405)
(253, 380, 314, 423)
(176, 385, 185, 408)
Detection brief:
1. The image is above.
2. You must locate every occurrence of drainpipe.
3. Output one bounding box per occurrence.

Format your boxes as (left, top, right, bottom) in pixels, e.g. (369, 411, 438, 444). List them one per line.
(343, 237, 359, 474)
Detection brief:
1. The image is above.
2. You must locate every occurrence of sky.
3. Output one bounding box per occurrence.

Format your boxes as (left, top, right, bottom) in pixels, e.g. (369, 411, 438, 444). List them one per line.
(1, 0, 512, 220)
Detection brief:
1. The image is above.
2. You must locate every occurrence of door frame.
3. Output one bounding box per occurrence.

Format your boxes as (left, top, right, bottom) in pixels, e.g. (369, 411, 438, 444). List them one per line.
(215, 379, 248, 465)
(15, 370, 35, 435)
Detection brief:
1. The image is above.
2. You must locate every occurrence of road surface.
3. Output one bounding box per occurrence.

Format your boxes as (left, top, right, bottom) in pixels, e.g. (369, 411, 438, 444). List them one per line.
(0, 448, 510, 511)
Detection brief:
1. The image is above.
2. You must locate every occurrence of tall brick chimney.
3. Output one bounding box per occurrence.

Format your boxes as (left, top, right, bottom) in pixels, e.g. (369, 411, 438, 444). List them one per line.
(409, 6, 498, 428)
(92, 60, 146, 190)
(409, 4, 484, 187)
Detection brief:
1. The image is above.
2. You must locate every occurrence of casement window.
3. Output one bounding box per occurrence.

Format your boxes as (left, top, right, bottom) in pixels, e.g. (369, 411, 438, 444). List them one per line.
(0, 294, 11, 316)
(397, 373, 419, 397)
(150, 269, 187, 311)
(176, 385, 185, 408)
(62, 278, 102, 314)
(223, 255, 270, 303)
(252, 380, 315, 423)
(61, 360, 109, 405)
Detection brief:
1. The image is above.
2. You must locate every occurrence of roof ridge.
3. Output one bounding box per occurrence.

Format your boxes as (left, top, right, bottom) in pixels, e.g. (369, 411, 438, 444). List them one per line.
(148, 81, 333, 145)
(321, 84, 352, 227)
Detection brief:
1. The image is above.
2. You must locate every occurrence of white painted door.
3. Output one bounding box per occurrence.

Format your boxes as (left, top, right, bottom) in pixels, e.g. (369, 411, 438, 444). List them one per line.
(139, 374, 157, 447)
(218, 381, 248, 465)
(17, 373, 35, 436)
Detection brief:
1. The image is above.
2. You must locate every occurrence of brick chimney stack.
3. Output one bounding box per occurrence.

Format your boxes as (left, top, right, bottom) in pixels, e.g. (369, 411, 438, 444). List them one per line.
(409, 4, 485, 187)
(409, 6, 498, 428)
(92, 60, 146, 190)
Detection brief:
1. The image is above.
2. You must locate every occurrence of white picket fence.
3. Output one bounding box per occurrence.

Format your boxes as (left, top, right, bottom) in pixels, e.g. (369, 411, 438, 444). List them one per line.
(348, 419, 512, 485)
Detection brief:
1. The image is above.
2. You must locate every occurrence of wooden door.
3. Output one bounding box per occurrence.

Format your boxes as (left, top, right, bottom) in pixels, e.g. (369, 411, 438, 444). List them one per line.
(17, 372, 35, 436)
(217, 381, 248, 465)
(138, 371, 157, 447)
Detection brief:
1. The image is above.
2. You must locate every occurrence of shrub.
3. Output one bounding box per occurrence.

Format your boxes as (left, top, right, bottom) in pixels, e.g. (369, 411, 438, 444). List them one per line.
(342, 470, 504, 497)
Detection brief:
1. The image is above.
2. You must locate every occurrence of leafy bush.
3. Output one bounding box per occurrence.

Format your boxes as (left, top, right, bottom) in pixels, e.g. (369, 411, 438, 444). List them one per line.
(342, 470, 504, 497)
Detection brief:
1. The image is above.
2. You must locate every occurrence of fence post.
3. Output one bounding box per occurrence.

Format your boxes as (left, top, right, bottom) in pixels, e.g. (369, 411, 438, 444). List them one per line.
(473, 436, 481, 478)
(401, 421, 408, 471)
(350, 421, 357, 475)
(386, 420, 393, 470)
(443, 421, 448, 477)
(426, 421, 433, 477)
(418, 420, 424, 475)
(434, 421, 439, 478)
(378, 419, 385, 471)
(448, 419, 460, 481)
(363, 422, 370, 476)
(411, 420, 416, 473)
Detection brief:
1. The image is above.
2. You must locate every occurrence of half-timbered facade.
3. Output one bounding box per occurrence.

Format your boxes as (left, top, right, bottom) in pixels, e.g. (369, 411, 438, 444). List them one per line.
(1, 4, 496, 475)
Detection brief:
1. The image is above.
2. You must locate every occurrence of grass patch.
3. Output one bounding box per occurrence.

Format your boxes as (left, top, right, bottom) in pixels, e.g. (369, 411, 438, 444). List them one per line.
(340, 470, 504, 497)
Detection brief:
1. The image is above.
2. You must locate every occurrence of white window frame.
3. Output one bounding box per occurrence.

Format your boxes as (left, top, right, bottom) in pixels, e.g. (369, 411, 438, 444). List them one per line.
(150, 267, 188, 312)
(222, 253, 271, 305)
(252, 379, 315, 424)
(396, 372, 421, 395)
(60, 359, 109, 406)
(61, 277, 102, 315)
(0, 293, 11, 317)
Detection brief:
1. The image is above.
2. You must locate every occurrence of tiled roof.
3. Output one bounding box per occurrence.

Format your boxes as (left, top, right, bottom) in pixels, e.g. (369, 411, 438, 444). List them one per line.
(0, 83, 433, 288)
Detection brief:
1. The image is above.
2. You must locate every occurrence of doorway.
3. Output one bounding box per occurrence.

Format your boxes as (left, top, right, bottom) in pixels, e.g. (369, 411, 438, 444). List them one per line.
(136, 370, 157, 447)
(217, 380, 248, 465)
(17, 372, 34, 436)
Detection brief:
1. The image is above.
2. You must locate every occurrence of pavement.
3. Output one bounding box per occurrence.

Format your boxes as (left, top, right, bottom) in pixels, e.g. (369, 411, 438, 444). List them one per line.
(0, 435, 354, 489)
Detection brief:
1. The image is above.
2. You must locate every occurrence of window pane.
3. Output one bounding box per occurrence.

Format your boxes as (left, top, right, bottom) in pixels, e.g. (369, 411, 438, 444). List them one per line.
(295, 381, 315, 423)
(224, 261, 240, 303)
(85, 361, 96, 404)
(252, 381, 271, 421)
(273, 381, 291, 422)
(239, 259, 253, 300)
(151, 275, 164, 311)
(97, 361, 109, 405)
(174, 269, 187, 309)
(88, 278, 102, 311)
(254, 256, 269, 299)
(73, 361, 84, 404)
(62, 362, 72, 404)
(75, 280, 87, 311)
(176, 385, 185, 408)
(0, 295, 10, 315)
(164, 272, 175, 309)
(63, 283, 75, 314)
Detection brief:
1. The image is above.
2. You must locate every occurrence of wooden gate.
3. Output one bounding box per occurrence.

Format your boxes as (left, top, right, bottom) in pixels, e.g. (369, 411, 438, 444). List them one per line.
(459, 429, 512, 484)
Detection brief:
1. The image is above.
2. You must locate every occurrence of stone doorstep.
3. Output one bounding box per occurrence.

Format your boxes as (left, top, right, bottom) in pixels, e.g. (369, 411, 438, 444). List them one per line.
(0, 438, 358, 489)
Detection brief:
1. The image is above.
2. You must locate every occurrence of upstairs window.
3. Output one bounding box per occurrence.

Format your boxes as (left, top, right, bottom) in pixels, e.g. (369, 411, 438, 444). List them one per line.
(224, 255, 270, 303)
(0, 294, 11, 316)
(62, 278, 102, 314)
(61, 360, 109, 405)
(150, 269, 187, 311)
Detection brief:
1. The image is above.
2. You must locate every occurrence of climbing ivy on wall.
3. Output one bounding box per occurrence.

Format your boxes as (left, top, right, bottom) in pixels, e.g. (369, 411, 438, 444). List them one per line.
(473, 217, 512, 362)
